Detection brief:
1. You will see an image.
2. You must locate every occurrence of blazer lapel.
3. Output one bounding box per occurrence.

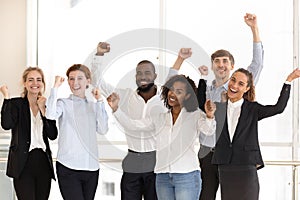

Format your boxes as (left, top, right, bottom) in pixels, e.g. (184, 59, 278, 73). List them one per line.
(23, 98, 31, 140)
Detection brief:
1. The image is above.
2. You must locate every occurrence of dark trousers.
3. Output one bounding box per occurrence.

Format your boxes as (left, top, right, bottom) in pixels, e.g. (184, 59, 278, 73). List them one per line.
(121, 172, 157, 200)
(218, 165, 259, 200)
(199, 151, 219, 200)
(13, 148, 52, 200)
(56, 161, 99, 200)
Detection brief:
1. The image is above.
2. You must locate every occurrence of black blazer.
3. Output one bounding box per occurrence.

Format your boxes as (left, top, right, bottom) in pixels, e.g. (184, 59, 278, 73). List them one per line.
(197, 79, 207, 112)
(212, 84, 291, 169)
(1, 97, 58, 179)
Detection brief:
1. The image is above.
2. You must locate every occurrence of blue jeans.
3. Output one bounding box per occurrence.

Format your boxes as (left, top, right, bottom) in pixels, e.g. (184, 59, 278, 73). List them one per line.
(156, 170, 201, 200)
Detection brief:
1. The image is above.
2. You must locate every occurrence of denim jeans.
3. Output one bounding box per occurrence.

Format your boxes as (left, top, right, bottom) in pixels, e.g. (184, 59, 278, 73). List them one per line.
(155, 170, 201, 200)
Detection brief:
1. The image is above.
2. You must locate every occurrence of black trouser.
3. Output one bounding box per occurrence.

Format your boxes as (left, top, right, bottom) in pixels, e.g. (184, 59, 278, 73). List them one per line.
(56, 161, 99, 200)
(121, 172, 157, 200)
(13, 148, 52, 200)
(218, 165, 259, 200)
(199, 151, 219, 200)
(121, 149, 157, 200)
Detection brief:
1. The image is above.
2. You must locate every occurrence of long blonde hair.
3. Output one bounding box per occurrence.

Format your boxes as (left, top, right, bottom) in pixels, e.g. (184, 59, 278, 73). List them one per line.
(21, 67, 46, 97)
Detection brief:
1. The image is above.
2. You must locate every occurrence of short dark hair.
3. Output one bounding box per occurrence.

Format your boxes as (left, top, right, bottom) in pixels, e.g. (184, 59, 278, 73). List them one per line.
(136, 60, 156, 73)
(161, 75, 198, 112)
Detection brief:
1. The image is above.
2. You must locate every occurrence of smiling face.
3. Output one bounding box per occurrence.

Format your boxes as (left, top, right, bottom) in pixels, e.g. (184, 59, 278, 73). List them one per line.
(135, 62, 157, 92)
(211, 56, 234, 81)
(23, 70, 44, 96)
(167, 81, 190, 109)
(67, 70, 90, 98)
(227, 71, 250, 102)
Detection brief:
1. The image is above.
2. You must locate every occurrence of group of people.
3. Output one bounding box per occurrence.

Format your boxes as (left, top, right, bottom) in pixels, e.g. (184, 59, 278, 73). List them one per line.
(1, 13, 300, 200)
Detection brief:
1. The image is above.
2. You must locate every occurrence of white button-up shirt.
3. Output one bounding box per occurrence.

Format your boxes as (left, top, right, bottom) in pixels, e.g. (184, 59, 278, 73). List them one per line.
(89, 56, 177, 152)
(46, 88, 108, 171)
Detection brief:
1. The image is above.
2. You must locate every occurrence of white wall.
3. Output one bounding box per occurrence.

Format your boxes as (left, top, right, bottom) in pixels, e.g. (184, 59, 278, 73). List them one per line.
(0, 0, 27, 98)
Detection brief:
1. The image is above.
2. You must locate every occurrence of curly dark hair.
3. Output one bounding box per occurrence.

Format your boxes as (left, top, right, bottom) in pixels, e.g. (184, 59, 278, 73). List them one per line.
(161, 75, 198, 112)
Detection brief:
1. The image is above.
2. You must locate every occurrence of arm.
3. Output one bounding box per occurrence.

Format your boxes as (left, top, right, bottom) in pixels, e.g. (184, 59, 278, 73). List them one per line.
(92, 88, 109, 135)
(166, 48, 192, 80)
(1, 99, 18, 130)
(244, 13, 264, 85)
(197, 78, 207, 112)
(42, 116, 58, 140)
(258, 68, 300, 120)
(95, 101, 109, 135)
(45, 76, 65, 120)
(90, 42, 115, 97)
(107, 92, 155, 131)
(0, 85, 17, 130)
(197, 99, 216, 136)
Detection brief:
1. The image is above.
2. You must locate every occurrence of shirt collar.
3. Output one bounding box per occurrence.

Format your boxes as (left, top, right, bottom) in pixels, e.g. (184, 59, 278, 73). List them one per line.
(69, 94, 88, 102)
(211, 79, 228, 90)
(228, 98, 244, 108)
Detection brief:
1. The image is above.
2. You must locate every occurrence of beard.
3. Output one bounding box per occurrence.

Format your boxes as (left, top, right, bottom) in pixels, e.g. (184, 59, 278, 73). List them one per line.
(137, 83, 155, 92)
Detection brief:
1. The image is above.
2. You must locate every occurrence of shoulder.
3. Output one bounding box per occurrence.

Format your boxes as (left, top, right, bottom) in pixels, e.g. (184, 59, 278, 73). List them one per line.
(6, 97, 27, 105)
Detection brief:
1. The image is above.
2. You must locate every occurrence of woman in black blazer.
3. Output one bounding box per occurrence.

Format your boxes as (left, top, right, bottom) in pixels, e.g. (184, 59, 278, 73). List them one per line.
(212, 68, 300, 200)
(0, 67, 58, 200)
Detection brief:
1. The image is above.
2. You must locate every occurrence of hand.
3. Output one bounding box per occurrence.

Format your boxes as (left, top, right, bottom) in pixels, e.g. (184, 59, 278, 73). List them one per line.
(92, 88, 102, 100)
(198, 65, 209, 76)
(54, 76, 65, 88)
(221, 91, 228, 102)
(244, 13, 257, 28)
(107, 92, 120, 112)
(96, 42, 110, 56)
(286, 68, 300, 82)
(178, 48, 192, 60)
(0, 85, 9, 99)
(204, 99, 216, 119)
(37, 96, 47, 116)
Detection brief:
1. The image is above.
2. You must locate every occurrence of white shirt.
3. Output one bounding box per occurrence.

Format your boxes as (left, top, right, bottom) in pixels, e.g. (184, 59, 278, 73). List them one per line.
(29, 110, 46, 152)
(227, 99, 244, 142)
(113, 107, 216, 173)
(46, 88, 108, 171)
(89, 56, 177, 152)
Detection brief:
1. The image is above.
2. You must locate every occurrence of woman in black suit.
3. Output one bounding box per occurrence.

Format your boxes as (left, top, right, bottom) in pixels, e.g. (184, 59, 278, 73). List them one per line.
(212, 68, 300, 200)
(0, 67, 58, 200)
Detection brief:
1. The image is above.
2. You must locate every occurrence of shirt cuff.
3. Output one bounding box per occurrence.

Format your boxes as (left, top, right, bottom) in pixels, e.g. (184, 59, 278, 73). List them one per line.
(285, 81, 292, 85)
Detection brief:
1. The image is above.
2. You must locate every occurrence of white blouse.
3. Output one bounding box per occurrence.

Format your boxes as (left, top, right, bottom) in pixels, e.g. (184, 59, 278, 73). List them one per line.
(29, 110, 46, 152)
(113, 107, 216, 173)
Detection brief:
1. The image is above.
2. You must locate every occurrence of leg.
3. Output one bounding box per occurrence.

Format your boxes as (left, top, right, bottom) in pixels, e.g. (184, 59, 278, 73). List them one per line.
(82, 170, 99, 200)
(13, 170, 35, 200)
(14, 149, 51, 200)
(56, 162, 85, 200)
(155, 173, 175, 200)
(33, 150, 52, 200)
(142, 172, 157, 200)
(199, 151, 219, 200)
(174, 170, 201, 200)
(219, 165, 259, 200)
(121, 172, 143, 200)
